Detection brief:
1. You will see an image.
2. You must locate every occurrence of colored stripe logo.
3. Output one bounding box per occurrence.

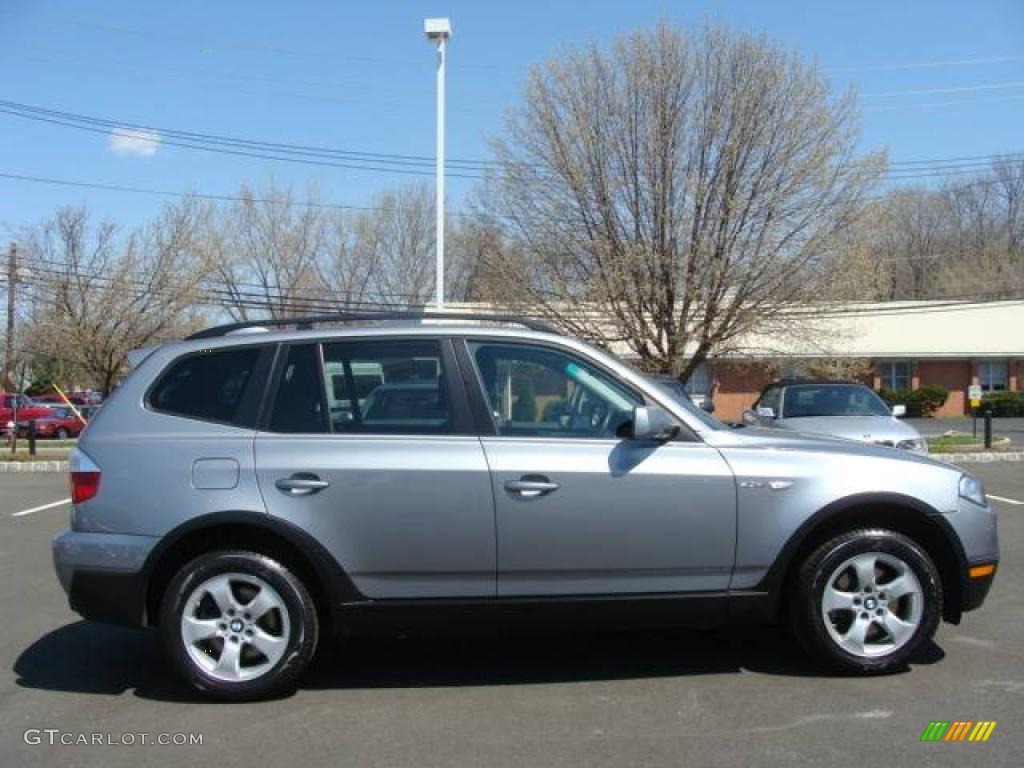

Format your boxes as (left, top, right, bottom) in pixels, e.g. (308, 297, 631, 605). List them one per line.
(921, 721, 996, 742)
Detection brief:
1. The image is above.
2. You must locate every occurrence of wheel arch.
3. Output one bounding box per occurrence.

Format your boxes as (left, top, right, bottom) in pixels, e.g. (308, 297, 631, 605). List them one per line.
(758, 492, 967, 624)
(141, 511, 363, 634)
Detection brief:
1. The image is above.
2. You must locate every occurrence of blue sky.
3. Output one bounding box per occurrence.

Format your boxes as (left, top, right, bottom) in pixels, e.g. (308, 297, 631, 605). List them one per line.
(2, 0, 1023, 235)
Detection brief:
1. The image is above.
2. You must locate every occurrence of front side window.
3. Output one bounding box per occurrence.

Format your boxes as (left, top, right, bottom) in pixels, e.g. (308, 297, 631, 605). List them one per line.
(977, 360, 1008, 392)
(149, 346, 262, 426)
(757, 387, 782, 414)
(469, 342, 642, 439)
(878, 361, 910, 391)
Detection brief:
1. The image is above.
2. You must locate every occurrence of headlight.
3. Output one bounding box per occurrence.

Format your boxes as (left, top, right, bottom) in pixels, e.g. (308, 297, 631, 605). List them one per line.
(896, 437, 927, 454)
(959, 473, 987, 507)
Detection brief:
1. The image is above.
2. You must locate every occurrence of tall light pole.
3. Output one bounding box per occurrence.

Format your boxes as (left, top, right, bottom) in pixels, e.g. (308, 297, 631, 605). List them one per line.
(424, 17, 451, 310)
(2, 243, 17, 391)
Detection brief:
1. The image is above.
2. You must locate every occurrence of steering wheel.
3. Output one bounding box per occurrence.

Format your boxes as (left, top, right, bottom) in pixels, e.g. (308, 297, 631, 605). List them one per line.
(588, 401, 613, 434)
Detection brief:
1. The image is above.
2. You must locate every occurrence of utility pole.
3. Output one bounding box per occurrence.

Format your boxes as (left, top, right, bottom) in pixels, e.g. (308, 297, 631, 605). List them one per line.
(2, 243, 16, 391)
(425, 18, 452, 309)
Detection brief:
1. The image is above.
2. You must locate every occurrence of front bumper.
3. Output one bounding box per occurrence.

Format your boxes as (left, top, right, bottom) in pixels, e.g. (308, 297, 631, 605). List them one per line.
(53, 528, 160, 627)
(960, 561, 998, 613)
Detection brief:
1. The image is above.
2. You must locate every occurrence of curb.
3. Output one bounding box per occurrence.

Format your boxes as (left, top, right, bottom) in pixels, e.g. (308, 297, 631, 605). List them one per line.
(0, 461, 68, 473)
(934, 452, 1024, 464)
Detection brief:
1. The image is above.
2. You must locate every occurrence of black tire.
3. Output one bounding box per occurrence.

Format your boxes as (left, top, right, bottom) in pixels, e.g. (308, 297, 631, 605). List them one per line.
(160, 550, 319, 701)
(790, 529, 942, 674)
(56, 428, 69, 440)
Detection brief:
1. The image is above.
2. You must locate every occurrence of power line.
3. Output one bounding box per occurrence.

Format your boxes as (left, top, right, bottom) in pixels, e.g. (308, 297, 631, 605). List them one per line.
(19, 250, 1024, 320)
(0, 170, 473, 218)
(17, 253, 433, 305)
(864, 94, 1024, 114)
(830, 53, 1024, 73)
(864, 80, 1024, 98)
(0, 106, 487, 180)
(0, 99, 504, 171)
(3, 98, 1023, 182)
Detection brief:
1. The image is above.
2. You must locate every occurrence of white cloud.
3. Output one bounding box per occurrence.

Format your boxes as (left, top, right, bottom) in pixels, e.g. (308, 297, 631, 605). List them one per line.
(108, 127, 161, 157)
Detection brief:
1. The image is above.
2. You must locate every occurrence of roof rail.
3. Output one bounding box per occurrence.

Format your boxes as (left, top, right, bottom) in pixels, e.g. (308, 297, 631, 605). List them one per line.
(185, 310, 558, 340)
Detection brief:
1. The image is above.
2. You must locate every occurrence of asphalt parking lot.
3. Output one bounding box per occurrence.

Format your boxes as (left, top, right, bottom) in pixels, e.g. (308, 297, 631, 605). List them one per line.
(1, 465, 1021, 768)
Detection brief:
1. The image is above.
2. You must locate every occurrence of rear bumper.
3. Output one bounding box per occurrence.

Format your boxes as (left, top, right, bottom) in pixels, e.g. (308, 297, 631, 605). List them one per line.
(53, 528, 159, 627)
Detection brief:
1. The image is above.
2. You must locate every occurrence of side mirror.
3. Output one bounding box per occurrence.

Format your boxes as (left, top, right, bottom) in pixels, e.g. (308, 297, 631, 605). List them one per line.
(756, 406, 776, 419)
(742, 409, 757, 425)
(629, 406, 681, 443)
(700, 400, 716, 414)
(892, 404, 906, 418)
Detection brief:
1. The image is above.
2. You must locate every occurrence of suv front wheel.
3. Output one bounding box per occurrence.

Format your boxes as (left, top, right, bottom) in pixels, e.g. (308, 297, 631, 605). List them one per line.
(160, 550, 319, 700)
(791, 529, 942, 674)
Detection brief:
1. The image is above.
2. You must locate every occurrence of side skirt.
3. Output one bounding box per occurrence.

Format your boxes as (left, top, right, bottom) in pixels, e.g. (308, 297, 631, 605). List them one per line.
(333, 591, 774, 636)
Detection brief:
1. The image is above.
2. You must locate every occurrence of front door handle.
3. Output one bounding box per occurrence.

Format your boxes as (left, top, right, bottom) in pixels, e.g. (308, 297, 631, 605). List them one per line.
(504, 476, 560, 498)
(275, 473, 330, 496)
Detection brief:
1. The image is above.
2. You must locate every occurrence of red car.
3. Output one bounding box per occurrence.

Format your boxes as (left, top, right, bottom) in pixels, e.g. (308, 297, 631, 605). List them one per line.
(1, 393, 53, 427)
(19, 405, 89, 439)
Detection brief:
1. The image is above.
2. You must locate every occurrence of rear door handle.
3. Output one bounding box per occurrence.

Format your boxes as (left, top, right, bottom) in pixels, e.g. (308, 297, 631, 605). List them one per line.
(504, 476, 560, 498)
(275, 473, 330, 496)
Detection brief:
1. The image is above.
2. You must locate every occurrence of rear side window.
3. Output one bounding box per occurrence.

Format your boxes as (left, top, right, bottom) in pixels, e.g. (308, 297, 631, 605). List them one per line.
(149, 347, 262, 426)
(269, 344, 329, 434)
(323, 339, 452, 434)
(265, 339, 453, 435)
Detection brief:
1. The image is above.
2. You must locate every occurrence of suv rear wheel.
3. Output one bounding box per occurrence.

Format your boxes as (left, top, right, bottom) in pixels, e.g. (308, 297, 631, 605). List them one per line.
(160, 550, 319, 700)
(790, 529, 942, 674)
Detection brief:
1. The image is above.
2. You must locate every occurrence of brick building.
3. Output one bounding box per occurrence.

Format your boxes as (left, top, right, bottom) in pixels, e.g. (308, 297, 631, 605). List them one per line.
(699, 301, 1024, 421)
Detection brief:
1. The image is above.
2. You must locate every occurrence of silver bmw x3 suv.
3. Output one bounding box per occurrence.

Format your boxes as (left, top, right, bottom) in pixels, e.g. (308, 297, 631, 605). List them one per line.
(52, 313, 999, 701)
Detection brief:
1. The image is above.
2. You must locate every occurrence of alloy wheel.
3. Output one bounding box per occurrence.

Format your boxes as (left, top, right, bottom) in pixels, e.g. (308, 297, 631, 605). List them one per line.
(179, 572, 291, 682)
(820, 552, 923, 658)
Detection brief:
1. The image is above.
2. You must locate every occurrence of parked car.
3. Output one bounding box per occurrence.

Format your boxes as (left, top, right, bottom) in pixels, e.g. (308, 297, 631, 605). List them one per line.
(742, 379, 928, 454)
(1, 393, 54, 431)
(18, 405, 89, 439)
(53, 313, 997, 701)
(33, 392, 91, 407)
(647, 375, 715, 412)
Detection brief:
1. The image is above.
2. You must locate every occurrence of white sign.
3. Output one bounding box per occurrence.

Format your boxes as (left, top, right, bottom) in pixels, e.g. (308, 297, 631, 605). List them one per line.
(968, 384, 983, 401)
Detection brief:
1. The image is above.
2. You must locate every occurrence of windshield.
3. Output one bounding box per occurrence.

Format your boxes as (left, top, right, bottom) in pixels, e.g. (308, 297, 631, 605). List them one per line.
(782, 384, 892, 418)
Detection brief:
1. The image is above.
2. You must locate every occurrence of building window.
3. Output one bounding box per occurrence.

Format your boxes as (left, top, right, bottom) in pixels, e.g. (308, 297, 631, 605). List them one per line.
(977, 360, 1008, 392)
(877, 361, 910, 391)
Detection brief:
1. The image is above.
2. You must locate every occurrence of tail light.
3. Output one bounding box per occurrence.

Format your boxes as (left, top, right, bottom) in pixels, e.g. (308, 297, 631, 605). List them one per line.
(69, 447, 101, 504)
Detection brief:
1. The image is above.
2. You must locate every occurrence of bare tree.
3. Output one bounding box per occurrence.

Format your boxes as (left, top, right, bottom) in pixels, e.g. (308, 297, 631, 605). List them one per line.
(24, 203, 212, 394)
(475, 22, 884, 380)
(825, 201, 898, 301)
(874, 188, 948, 299)
(322, 185, 437, 308)
(206, 182, 328, 319)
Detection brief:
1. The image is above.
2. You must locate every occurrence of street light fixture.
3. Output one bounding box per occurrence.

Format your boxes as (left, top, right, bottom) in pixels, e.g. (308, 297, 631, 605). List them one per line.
(424, 17, 451, 309)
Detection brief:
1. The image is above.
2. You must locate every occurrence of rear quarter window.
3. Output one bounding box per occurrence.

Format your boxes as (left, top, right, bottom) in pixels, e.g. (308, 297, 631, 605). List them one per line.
(148, 346, 264, 426)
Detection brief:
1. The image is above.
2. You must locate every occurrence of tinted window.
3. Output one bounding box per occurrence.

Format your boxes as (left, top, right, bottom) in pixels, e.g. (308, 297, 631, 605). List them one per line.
(269, 344, 329, 434)
(782, 384, 891, 418)
(470, 342, 642, 439)
(322, 340, 451, 434)
(150, 347, 261, 425)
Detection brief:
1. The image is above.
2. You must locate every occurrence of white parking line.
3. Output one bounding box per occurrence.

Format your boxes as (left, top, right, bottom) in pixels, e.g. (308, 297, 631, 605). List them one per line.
(988, 494, 1024, 506)
(11, 498, 71, 517)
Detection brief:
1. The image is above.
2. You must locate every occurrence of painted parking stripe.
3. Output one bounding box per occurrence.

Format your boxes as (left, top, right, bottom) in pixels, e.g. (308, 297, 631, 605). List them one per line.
(11, 498, 71, 517)
(988, 494, 1024, 506)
